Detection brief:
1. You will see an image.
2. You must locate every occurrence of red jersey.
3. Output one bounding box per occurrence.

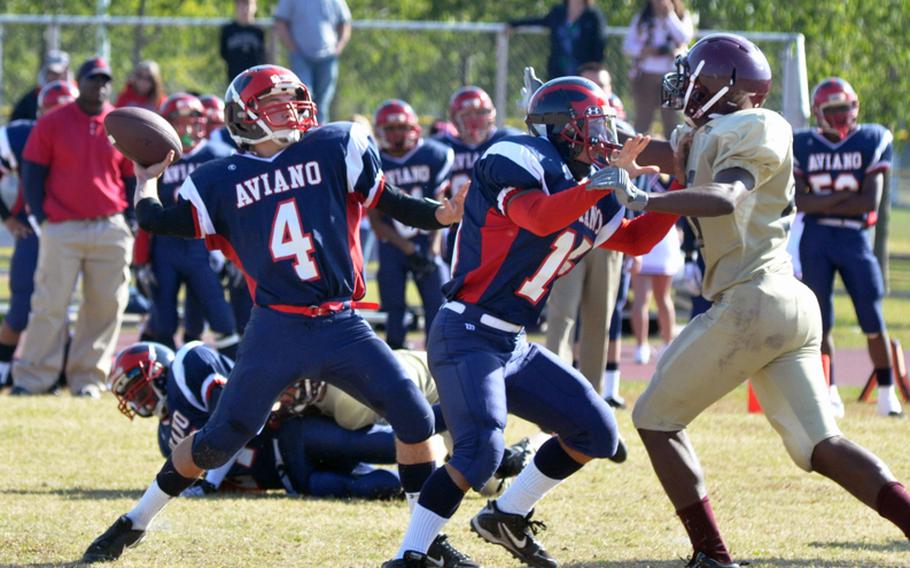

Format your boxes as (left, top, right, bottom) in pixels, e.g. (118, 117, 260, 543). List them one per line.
(23, 102, 133, 222)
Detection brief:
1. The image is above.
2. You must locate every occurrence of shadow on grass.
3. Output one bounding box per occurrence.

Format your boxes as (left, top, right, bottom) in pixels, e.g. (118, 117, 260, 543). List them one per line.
(809, 538, 910, 553)
(0, 486, 365, 503)
(8, 562, 87, 567)
(563, 553, 909, 568)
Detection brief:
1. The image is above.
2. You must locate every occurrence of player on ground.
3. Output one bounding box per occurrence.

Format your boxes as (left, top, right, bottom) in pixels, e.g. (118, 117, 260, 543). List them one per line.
(369, 99, 454, 349)
(625, 34, 910, 567)
(109, 341, 403, 499)
(134, 93, 240, 357)
(82, 65, 468, 565)
(0, 80, 78, 388)
(436, 86, 520, 266)
(384, 75, 721, 568)
(793, 77, 901, 417)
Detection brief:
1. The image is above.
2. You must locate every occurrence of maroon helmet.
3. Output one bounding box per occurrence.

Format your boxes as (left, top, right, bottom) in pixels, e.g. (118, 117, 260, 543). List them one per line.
(525, 76, 620, 168)
(109, 342, 175, 420)
(662, 33, 772, 125)
(449, 86, 496, 144)
(224, 65, 317, 148)
(37, 80, 78, 115)
(199, 94, 226, 137)
(159, 92, 207, 152)
(811, 77, 859, 141)
(374, 99, 422, 153)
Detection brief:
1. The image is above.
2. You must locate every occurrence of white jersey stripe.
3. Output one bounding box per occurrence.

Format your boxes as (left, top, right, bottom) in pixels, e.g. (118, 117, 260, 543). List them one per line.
(171, 341, 208, 413)
(483, 141, 549, 194)
(177, 176, 216, 236)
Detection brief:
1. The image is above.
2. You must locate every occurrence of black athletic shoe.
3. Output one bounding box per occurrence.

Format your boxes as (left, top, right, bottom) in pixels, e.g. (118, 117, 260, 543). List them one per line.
(608, 436, 628, 464)
(82, 515, 146, 563)
(605, 395, 626, 409)
(469, 500, 557, 568)
(495, 437, 534, 479)
(426, 534, 482, 567)
(685, 551, 741, 568)
(382, 550, 432, 567)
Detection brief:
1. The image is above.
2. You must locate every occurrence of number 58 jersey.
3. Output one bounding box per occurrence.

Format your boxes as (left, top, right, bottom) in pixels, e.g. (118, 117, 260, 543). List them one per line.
(445, 134, 625, 327)
(793, 123, 892, 225)
(178, 122, 384, 308)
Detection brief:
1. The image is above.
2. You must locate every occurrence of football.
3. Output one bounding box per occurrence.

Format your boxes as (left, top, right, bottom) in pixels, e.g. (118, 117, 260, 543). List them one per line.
(104, 107, 183, 167)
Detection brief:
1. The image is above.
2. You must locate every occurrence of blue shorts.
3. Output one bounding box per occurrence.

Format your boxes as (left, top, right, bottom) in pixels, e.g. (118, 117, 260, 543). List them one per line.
(428, 302, 618, 489)
(799, 219, 885, 335)
(193, 307, 435, 464)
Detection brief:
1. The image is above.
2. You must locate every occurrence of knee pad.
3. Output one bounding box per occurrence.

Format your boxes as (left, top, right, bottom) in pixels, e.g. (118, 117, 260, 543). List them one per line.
(563, 404, 618, 459)
(382, 386, 435, 444)
(449, 428, 505, 491)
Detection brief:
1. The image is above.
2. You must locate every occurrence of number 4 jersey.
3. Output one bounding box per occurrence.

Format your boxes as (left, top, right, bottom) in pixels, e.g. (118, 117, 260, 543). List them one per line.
(793, 123, 893, 225)
(445, 134, 625, 327)
(177, 122, 384, 308)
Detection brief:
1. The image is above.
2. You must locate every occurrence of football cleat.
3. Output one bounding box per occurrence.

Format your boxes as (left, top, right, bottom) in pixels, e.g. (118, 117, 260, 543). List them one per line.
(605, 395, 627, 409)
(608, 436, 628, 464)
(495, 438, 534, 479)
(877, 386, 904, 418)
(470, 500, 557, 568)
(382, 550, 434, 568)
(427, 534, 482, 567)
(82, 515, 146, 563)
(685, 551, 741, 568)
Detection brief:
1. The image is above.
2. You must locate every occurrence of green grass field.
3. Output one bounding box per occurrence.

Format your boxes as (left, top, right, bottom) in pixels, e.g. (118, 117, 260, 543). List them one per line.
(2, 210, 910, 567)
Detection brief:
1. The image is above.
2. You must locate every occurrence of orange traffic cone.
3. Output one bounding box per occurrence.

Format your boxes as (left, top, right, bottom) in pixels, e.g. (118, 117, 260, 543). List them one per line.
(747, 380, 762, 413)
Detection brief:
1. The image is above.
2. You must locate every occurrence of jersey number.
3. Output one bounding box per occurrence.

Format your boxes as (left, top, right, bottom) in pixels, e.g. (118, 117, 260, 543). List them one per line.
(270, 199, 321, 282)
(808, 172, 860, 194)
(516, 230, 591, 304)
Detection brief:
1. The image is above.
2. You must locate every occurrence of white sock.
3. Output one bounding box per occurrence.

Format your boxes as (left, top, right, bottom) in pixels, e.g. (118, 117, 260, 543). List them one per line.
(604, 369, 621, 399)
(495, 459, 563, 517)
(878, 385, 902, 414)
(126, 480, 172, 530)
(396, 504, 448, 558)
(405, 492, 420, 513)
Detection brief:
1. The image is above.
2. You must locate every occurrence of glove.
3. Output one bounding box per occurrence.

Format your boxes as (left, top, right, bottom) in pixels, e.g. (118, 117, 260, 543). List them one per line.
(222, 261, 245, 289)
(208, 250, 226, 274)
(590, 167, 649, 211)
(406, 244, 437, 281)
(135, 264, 157, 299)
(518, 66, 545, 112)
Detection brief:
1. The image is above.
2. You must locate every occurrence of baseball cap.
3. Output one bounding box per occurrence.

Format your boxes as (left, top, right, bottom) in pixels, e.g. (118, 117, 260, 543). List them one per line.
(77, 56, 112, 81)
(43, 50, 69, 74)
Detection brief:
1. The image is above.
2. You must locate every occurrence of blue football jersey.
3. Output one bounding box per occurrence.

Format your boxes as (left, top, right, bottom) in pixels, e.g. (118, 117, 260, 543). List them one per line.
(159, 140, 233, 207)
(0, 119, 36, 219)
(793, 124, 892, 224)
(178, 121, 384, 308)
(445, 135, 625, 327)
(436, 127, 521, 194)
(379, 138, 454, 239)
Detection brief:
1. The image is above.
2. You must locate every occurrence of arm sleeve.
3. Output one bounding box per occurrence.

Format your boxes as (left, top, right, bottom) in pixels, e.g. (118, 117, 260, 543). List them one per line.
(375, 182, 446, 230)
(506, 184, 607, 237)
(22, 160, 48, 223)
(135, 198, 199, 238)
(600, 211, 680, 255)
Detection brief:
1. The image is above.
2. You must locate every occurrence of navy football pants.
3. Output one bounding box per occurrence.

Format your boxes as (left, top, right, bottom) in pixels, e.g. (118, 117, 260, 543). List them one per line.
(6, 230, 39, 332)
(428, 304, 619, 489)
(192, 307, 435, 469)
(799, 221, 885, 335)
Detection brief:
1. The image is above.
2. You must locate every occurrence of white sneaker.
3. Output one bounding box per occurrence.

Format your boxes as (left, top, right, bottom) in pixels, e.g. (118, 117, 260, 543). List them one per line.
(828, 384, 845, 419)
(634, 344, 651, 365)
(877, 385, 904, 417)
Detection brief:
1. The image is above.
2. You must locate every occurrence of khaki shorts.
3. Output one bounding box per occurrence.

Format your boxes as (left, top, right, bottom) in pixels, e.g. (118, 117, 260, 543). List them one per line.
(632, 272, 841, 470)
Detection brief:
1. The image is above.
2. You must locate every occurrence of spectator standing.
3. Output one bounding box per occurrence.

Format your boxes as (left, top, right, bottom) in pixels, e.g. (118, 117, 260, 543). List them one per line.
(9, 50, 71, 122)
(12, 57, 135, 398)
(220, 0, 267, 84)
(115, 60, 166, 111)
(622, 0, 694, 137)
(509, 0, 607, 80)
(273, 0, 352, 123)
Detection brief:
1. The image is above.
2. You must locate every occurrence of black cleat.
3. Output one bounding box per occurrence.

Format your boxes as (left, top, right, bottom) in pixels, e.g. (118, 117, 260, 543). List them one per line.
(495, 437, 534, 479)
(427, 533, 482, 567)
(685, 551, 741, 568)
(382, 550, 433, 567)
(608, 436, 628, 464)
(82, 515, 146, 563)
(605, 395, 626, 409)
(469, 500, 557, 568)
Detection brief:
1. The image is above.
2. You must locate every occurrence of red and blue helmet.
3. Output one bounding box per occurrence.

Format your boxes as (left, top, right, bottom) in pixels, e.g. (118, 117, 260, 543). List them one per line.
(812, 77, 859, 140)
(662, 33, 772, 126)
(37, 80, 78, 115)
(224, 65, 318, 148)
(525, 76, 620, 167)
(159, 92, 207, 151)
(109, 342, 175, 420)
(449, 86, 496, 144)
(199, 94, 226, 136)
(374, 99, 422, 153)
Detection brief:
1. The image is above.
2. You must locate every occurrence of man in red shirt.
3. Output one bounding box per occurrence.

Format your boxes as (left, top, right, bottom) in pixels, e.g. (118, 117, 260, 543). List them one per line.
(11, 57, 135, 398)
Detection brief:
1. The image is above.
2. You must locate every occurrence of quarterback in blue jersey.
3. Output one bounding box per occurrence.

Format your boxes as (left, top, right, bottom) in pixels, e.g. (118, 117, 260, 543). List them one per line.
(0, 80, 78, 389)
(369, 99, 454, 349)
(137, 93, 239, 357)
(436, 86, 520, 265)
(387, 76, 689, 568)
(793, 77, 901, 417)
(83, 65, 467, 565)
(109, 341, 401, 499)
